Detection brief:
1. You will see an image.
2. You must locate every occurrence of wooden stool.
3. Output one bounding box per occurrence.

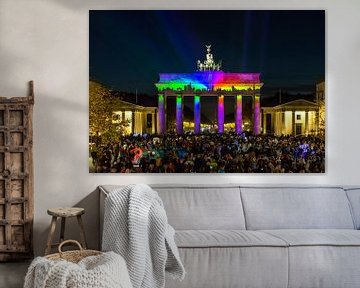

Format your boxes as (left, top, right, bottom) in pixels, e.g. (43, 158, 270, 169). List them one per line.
(45, 207, 87, 255)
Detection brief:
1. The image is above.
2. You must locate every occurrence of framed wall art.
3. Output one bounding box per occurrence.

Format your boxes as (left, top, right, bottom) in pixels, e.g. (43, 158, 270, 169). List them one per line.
(89, 10, 325, 173)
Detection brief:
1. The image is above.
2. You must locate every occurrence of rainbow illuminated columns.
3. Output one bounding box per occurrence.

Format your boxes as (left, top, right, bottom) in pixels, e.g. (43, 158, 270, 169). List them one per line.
(253, 94, 261, 135)
(235, 95, 243, 134)
(176, 95, 183, 134)
(218, 95, 224, 133)
(194, 95, 201, 134)
(158, 94, 166, 134)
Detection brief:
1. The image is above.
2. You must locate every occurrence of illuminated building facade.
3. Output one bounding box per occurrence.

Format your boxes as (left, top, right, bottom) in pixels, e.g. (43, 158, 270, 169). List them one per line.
(262, 81, 325, 136)
(262, 99, 319, 136)
(112, 100, 157, 135)
(155, 45, 263, 134)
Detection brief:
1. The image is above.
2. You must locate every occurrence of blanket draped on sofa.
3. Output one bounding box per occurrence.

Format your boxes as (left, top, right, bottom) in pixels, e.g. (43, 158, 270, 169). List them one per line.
(102, 184, 185, 288)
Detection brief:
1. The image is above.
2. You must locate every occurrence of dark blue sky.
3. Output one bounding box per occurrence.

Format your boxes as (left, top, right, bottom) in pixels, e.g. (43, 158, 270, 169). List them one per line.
(89, 10, 325, 96)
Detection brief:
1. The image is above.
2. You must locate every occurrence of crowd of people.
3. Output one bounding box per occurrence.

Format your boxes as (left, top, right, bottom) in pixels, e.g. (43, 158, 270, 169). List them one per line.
(90, 132, 325, 173)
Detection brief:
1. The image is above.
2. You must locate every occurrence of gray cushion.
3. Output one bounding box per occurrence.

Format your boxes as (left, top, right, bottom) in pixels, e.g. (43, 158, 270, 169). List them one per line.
(345, 188, 360, 229)
(262, 230, 360, 288)
(154, 187, 246, 230)
(175, 230, 288, 248)
(100, 185, 246, 230)
(241, 187, 355, 230)
(165, 246, 288, 288)
(262, 229, 360, 246)
(287, 246, 360, 288)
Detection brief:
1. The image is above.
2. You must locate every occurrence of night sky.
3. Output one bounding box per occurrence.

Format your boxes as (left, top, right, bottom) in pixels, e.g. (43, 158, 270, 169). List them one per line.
(90, 10, 325, 98)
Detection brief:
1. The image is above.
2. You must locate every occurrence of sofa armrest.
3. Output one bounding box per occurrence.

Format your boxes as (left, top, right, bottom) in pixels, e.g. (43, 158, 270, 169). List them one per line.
(99, 186, 109, 250)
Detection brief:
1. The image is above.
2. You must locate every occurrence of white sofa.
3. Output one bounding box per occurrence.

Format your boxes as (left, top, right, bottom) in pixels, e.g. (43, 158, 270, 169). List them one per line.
(99, 185, 360, 288)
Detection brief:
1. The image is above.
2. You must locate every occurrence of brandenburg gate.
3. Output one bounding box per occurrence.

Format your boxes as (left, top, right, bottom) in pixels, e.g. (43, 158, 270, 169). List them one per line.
(155, 45, 263, 135)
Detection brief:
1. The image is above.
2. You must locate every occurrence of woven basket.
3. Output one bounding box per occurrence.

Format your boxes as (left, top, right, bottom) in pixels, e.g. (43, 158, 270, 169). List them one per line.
(45, 240, 102, 263)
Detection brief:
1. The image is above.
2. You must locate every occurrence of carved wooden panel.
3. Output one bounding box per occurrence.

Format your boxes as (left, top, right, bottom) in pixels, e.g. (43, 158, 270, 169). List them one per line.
(0, 81, 34, 261)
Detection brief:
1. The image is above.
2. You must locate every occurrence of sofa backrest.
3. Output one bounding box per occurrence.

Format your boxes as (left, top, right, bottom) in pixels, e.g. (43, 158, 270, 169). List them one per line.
(152, 185, 246, 230)
(100, 185, 358, 232)
(240, 187, 355, 230)
(345, 188, 360, 229)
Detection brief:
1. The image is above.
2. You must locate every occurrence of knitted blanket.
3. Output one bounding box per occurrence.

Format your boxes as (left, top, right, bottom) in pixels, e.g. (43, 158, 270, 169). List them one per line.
(102, 184, 185, 288)
(24, 251, 132, 288)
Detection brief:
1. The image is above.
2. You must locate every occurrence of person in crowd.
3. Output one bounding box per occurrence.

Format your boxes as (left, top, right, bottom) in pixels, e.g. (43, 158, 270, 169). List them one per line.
(92, 131, 325, 173)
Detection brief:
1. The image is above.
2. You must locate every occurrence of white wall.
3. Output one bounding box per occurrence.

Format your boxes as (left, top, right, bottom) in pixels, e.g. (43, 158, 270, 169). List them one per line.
(0, 0, 359, 256)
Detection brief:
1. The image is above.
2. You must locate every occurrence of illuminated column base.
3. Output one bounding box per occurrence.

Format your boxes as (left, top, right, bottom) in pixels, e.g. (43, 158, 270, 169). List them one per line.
(253, 94, 260, 135)
(218, 95, 224, 134)
(235, 95, 243, 134)
(263, 111, 267, 134)
(152, 113, 156, 134)
(194, 95, 201, 134)
(158, 94, 166, 134)
(305, 110, 309, 135)
(176, 94, 183, 134)
(131, 109, 135, 134)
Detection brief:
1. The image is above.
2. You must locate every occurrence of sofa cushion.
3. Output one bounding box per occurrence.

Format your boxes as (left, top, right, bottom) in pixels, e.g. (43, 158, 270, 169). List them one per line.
(241, 187, 355, 230)
(165, 247, 288, 288)
(261, 230, 360, 287)
(287, 246, 360, 288)
(175, 230, 288, 248)
(153, 186, 246, 230)
(261, 229, 360, 246)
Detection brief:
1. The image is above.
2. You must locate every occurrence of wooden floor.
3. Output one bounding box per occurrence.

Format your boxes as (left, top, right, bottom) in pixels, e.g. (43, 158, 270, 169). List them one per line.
(0, 261, 30, 288)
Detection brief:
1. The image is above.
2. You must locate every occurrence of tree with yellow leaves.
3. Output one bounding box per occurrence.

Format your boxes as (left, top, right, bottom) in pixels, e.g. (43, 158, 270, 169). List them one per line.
(89, 80, 125, 157)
